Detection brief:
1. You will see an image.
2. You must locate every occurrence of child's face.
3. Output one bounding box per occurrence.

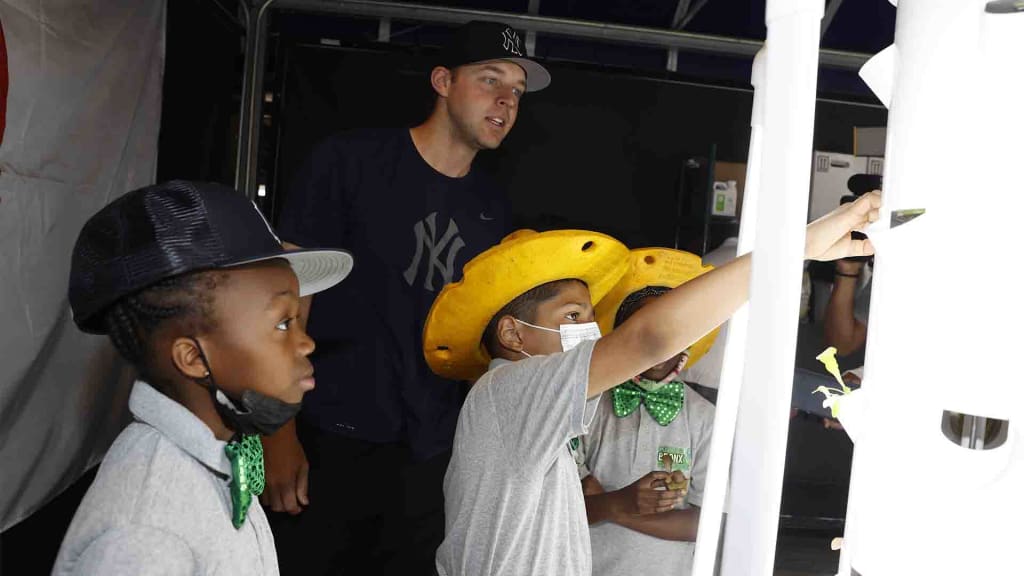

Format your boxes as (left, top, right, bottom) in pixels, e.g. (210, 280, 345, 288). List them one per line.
(203, 260, 315, 405)
(640, 351, 688, 382)
(633, 296, 689, 381)
(520, 280, 594, 356)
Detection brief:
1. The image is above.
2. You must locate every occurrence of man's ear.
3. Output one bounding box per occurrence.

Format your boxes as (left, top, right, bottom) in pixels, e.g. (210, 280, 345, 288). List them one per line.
(170, 336, 210, 380)
(495, 315, 525, 354)
(430, 66, 454, 98)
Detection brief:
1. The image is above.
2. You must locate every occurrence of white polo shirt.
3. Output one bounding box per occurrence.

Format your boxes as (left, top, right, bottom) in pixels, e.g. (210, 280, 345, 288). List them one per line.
(52, 381, 279, 575)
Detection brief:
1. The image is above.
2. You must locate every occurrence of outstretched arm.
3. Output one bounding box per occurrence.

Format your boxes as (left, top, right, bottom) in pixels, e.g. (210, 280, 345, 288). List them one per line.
(588, 191, 881, 397)
(824, 259, 868, 355)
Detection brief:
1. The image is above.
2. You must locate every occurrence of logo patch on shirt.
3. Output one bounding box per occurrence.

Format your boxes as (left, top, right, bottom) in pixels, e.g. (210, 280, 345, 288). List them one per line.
(404, 211, 465, 291)
(657, 445, 691, 474)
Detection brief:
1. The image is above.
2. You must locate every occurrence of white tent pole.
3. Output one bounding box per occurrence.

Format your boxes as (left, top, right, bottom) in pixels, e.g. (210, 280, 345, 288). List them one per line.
(720, 1, 824, 574)
(690, 47, 765, 576)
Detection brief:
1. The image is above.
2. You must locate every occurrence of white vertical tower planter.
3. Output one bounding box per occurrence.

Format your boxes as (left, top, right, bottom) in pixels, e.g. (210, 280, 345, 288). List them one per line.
(718, 1, 824, 575)
(841, 1, 1024, 574)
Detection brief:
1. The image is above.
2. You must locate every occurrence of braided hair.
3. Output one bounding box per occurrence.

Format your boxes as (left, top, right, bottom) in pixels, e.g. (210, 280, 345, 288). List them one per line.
(103, 271, 222, 387)
(613, 285, 672, 329)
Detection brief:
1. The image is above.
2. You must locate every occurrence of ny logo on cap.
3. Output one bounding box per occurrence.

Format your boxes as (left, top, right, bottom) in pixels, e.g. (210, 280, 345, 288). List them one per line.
(502, 27, 523, 57)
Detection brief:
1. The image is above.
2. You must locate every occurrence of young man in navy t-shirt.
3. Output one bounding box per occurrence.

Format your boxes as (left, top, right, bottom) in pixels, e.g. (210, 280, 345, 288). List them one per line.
(264, 20, 551, 575)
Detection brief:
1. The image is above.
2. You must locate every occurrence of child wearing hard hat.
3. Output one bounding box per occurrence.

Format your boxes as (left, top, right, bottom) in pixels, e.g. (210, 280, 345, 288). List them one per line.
(423, 191, 880, 576)
(578, 248, 719, 576)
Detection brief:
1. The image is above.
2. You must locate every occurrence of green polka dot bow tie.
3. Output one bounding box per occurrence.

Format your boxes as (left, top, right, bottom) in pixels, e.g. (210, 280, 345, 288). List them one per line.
(224, 434, 266, 529)
(612, 381, 684, 426)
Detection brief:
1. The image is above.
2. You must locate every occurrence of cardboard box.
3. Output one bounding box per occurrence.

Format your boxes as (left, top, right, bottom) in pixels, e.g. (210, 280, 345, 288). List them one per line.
(810, 151, 867, 222)
(862, 155, 884, 176)
(854, 126, 887, 157)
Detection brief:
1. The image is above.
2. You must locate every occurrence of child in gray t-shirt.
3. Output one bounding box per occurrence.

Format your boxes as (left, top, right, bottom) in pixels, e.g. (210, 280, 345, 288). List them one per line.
(423, 192, 880, 576)
(579, 252, 718, 576)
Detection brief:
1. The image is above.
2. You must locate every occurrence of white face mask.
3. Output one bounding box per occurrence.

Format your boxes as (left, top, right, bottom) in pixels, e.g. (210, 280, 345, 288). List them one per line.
(514, 318, 602, 353)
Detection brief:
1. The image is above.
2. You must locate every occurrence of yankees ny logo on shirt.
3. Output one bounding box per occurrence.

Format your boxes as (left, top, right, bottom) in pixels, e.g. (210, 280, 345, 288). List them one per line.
(502, 27, 523, 56)
(404, 212, 465, 291)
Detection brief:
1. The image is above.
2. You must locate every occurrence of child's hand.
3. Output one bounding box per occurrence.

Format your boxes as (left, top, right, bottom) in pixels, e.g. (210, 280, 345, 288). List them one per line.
(582, 475, 605, 496)
(805, 191, 881, 261)
(260, 422, 310, 515)
(616, 471, 684, 516)
(665, 470, 689, 492)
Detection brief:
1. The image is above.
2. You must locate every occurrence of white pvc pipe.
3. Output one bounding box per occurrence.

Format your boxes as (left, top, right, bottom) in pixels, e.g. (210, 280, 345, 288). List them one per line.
(720, 1, 824, 574)
(690, 47, 764, 576)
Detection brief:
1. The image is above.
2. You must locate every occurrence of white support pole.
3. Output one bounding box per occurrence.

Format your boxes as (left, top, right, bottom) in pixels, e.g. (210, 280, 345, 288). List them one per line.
(720, 1, 823, 575)
(691, 47, 765, 576)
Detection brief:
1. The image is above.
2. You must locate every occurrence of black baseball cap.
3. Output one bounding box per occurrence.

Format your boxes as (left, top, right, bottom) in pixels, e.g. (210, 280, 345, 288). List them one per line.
(69, 180, 354, 334)
(439, 20, 551, 92)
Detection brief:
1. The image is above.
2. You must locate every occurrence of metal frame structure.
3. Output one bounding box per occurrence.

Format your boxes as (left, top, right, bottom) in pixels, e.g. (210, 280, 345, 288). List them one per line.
(233, 0, 871, 198)
(673, 0, 712, 30)
(821, 0, 846, 39)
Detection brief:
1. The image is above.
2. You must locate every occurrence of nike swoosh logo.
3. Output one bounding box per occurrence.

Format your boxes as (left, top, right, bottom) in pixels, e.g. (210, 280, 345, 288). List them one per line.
(479, 212, 495, 221)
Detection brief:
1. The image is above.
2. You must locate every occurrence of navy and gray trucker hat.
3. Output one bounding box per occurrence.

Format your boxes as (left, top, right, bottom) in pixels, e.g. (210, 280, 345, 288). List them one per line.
(69, 180, 353, 334)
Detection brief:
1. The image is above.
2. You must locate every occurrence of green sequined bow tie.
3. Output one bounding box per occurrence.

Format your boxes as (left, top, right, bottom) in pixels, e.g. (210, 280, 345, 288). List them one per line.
(612, 381, 685, 426)
(224, 434, 266, 529)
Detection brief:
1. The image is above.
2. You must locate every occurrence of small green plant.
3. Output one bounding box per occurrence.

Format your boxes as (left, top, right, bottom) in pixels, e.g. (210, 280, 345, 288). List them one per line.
(813, 346, 852, 418)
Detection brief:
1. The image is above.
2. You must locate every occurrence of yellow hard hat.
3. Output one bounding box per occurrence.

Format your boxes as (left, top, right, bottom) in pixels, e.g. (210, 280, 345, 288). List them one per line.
(423, 229, 629, 380)
(594, 247, 720, 367)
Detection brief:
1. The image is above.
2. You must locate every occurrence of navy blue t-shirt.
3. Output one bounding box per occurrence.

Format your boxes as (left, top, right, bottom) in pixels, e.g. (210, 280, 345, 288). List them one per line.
(277, 128, 510, 460)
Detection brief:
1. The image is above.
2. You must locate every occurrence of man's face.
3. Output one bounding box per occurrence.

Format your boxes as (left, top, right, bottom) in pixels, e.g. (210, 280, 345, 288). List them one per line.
(202, 260, 315, 405)
(518, 280, 594, 356)
(444, 60, 527, 150)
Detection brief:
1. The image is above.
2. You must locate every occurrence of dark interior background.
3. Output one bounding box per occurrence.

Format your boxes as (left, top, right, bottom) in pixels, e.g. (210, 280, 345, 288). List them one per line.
(266, 35, 885, 254)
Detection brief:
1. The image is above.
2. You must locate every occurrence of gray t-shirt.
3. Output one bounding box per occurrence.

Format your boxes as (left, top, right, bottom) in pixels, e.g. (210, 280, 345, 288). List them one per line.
(578, 385, 715, 576)
(436, 341, 601, 576)
(52, 382, 279, 576)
